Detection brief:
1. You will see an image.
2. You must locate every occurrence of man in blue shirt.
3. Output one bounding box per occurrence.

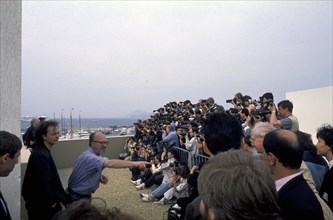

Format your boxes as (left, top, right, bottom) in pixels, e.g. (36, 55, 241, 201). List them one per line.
(68, 132, 148, 201)
(162, 125, 180, 150)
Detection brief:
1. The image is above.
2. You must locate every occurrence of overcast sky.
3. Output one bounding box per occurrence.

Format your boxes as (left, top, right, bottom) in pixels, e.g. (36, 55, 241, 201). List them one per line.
(21, 1, 332, 118)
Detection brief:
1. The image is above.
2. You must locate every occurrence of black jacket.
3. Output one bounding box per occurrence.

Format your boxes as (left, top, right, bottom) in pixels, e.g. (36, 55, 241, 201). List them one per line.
(320, 167, 333, 211)
(0, 191, 11, 220)
(278, 174, 324, 220)
(22, 143, 70, 219)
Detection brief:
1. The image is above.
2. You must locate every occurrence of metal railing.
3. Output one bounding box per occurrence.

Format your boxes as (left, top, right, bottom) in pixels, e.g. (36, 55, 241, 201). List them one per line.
(173, 147, 210, 168)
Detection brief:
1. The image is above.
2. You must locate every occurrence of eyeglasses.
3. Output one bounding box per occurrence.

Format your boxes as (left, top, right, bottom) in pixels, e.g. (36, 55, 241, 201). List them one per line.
(92, 141, 109, 145)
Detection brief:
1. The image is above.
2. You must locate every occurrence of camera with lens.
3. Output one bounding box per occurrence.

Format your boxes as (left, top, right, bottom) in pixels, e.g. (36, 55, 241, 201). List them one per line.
(259, 97, 274, 107)
(265, 98, 274, 106)
(226, 98, 242, 106)
(253, 108, 271, 116)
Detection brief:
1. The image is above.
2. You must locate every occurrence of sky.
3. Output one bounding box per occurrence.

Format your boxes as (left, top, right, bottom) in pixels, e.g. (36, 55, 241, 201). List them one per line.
(21, 1, 332, 118)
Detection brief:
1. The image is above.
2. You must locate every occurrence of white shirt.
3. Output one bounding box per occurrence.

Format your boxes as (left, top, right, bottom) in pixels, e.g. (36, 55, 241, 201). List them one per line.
(275, 172, 302, 192)
(328, 160, 333, 170)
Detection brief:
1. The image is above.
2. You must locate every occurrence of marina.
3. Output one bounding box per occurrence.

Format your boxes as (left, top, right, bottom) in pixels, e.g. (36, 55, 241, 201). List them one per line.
(21, 117, 137, 138)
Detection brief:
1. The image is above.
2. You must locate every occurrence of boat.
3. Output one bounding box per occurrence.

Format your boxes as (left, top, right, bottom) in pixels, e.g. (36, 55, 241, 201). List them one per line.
(79, 131, 90, 137)
(21, 116, 35, 122)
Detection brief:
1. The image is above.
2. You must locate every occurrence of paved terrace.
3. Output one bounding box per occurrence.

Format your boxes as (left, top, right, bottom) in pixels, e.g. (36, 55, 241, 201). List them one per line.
(59, 168, 170, 220)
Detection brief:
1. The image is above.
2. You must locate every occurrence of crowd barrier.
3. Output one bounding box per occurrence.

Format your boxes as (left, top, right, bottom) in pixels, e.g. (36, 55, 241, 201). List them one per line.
(173, 147, 210, 168)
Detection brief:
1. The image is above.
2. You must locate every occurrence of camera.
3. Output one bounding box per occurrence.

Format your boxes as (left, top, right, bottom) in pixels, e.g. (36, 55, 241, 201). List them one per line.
(226, 98, 242, 106)
(253, 108, 271, 116)
(259, 97, 274, 107)
(265, 98, 274, 106)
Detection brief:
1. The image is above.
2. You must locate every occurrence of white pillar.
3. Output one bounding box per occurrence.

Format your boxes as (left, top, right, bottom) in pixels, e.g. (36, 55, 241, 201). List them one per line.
(0, 1, 22, 220)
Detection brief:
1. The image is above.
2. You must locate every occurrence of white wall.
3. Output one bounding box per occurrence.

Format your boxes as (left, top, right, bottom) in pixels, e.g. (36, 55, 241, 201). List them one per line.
(286, 86, 333, 141)
(0, 1, 22, 220)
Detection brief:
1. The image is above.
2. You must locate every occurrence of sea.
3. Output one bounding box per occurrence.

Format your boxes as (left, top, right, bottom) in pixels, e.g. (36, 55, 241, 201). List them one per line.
(21, 117, 138, 130)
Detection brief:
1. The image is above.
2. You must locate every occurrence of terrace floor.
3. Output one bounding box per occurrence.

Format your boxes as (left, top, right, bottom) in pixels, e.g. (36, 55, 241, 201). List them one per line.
(59, 167, 170, 220)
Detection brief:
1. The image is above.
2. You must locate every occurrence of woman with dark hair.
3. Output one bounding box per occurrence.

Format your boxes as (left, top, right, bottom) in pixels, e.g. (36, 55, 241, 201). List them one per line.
(154, 164, 190, 205)
(297, 130, 328, 166)
(316, 124, 333, 211)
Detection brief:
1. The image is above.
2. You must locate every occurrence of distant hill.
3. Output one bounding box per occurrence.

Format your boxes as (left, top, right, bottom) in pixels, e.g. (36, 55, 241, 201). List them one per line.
(125, 110, 151, 119)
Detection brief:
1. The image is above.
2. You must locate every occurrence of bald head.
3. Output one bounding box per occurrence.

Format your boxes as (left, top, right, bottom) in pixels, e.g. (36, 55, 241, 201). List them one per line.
(89, 132, 109, 155)
(279, 129, 298, 145)
(263, 129, 303, 169)
(89, 132, 106, 145)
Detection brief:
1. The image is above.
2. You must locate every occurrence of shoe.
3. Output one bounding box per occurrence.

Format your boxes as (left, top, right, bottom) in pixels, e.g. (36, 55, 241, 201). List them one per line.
(136, 183, 145, 190)
(154, 199, 166, 205)
(142, 195, 153, 202)
(168, 198, 177, 205)
(131, 179, 142, 185)
(140, 193, 148, 198)
(172, 204, 181, 210)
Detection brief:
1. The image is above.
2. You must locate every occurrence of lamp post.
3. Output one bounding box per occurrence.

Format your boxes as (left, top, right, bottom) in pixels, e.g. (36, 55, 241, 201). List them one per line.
(61, 109, 64, 135)
(79, 110, 82, 133)
(70, 108, 74, 139)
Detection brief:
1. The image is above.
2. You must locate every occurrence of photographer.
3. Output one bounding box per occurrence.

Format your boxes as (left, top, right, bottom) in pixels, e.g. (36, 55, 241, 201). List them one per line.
(207, 97, 219, 112)
(154, 164, 190, 205)
(269, 99, 299, 132)
(141, 149, 176, 202)
(251, 93, 275, 122)
(129, 141, 150, 181)
(162, 125, 180, 150)
(123, 137, 137, 161)
(132, 154, 163, 188)
(198, 99, 209, 115)
(185, 122, 199, 155)
(226, 92, 243, 111)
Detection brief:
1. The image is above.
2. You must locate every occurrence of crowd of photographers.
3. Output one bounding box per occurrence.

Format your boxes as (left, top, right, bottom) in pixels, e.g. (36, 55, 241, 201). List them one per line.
(127, 91, 298, 162)
(119, 92, 306, 217)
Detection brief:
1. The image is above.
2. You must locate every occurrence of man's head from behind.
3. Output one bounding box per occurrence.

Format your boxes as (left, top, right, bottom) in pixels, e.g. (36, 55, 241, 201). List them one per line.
(263, 129, 303, 170)
(0, 131, 22, 177)
(198, 150, 280, 220)
(202, 112, 243, 156)
(30, 118, 40, 127)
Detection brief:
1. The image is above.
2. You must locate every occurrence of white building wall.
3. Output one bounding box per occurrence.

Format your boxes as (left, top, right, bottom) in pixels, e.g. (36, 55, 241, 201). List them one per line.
(286, 86, 333, 141)
(0, 1, 22, 220)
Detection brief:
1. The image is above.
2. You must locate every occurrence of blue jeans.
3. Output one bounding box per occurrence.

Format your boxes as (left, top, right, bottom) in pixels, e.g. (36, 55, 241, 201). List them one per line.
(152, 183, 170, 198)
